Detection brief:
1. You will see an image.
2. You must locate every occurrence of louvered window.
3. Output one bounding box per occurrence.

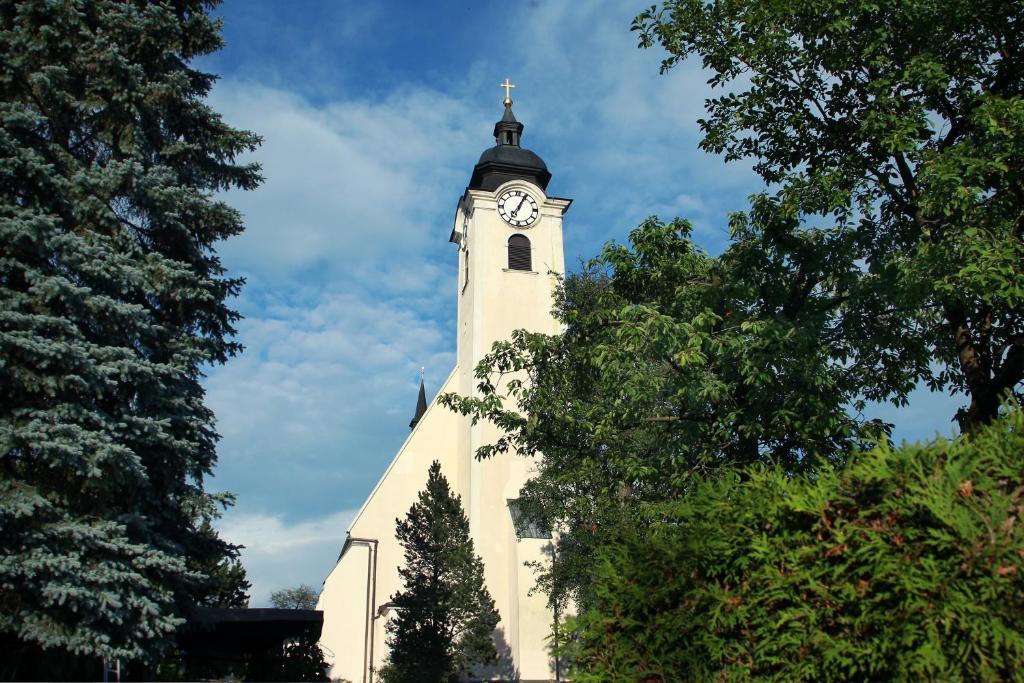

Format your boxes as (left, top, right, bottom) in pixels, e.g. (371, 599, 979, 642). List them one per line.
(507, 234, 531, 271)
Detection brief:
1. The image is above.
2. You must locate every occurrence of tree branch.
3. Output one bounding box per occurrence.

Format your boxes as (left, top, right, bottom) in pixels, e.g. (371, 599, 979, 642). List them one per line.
(993, 337, 1024, 396)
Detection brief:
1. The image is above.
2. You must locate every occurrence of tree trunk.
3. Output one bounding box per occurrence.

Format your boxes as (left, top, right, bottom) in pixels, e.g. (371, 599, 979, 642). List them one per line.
(948, 306, 1005, 432)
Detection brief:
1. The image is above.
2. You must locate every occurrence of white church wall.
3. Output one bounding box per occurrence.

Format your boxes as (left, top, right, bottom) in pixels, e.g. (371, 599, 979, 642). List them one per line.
(317, 366, 466, 683)
(454, 182, 569, 680)
(316, 542, 370, 677)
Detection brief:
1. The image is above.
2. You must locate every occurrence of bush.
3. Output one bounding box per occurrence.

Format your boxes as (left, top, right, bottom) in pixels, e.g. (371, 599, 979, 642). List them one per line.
(564, 405, 1024, 681)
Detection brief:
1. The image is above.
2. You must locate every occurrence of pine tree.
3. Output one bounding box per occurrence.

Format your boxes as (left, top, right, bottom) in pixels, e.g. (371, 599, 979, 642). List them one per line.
(381, 462, 499, 683)
(194, 520, 251, 610)
(0, 0, 260, 675)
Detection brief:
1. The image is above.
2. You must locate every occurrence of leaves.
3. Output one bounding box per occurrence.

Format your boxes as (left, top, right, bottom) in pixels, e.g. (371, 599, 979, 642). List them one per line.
(635, 0, 1024, 430)
(442, 217, 887, 611)
(563, 406, 1024, 681)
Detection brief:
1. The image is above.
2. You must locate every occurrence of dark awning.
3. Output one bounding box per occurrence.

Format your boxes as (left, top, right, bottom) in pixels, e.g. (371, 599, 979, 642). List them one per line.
(179, 608, 323, 660)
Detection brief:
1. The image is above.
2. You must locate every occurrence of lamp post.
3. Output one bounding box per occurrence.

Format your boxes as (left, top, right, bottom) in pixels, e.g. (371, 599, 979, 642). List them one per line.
(370, 602, 402, 683)
(551, 542, 560, 683)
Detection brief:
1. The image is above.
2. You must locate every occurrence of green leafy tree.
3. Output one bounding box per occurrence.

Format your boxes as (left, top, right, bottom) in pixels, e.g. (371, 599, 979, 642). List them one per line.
(0, 0, 260, 674)
(563, 404, 1024, 681)
(380, 461, 499, 683)
(443, 218, 888, 609)
(270, 583, 319, 610)
(634, 0, 1024, 431)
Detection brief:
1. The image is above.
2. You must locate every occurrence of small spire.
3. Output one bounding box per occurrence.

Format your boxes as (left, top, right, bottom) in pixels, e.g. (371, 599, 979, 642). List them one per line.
(409, 371, 427, 430)
(493, 82, 525, 147)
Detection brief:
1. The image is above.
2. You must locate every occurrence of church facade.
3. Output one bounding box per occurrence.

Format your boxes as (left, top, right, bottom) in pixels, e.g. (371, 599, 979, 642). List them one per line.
(317, 89, 570, 682)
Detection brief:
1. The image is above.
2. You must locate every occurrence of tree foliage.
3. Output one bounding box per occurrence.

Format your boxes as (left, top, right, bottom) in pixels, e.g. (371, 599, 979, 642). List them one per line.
(563, 404, 1024, 682)
(270, 584, 318, 610)
(244, 627, 330, 683)
(380, 461, 499, 683)
(634, 0, 1024, 431)
(195, 554, 250, 610)
(443, 217, 890, 608)
(193, 521, 250, 609)
(0, 0, 259, 669)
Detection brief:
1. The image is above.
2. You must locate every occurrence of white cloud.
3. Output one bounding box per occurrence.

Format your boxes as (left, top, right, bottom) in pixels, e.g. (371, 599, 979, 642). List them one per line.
(202, 78, 469, 527)
(218, 508, 359, 607)
(205, 277, 455, 519)
(208, 80, 484, 278)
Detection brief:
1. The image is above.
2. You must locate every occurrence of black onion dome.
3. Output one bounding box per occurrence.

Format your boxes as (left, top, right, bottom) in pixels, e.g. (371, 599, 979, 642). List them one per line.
(468, 103, 551, 192)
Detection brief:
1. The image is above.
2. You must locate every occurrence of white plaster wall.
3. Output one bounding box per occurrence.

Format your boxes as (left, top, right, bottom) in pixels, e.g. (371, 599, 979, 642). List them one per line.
(317, 367, 466, 683)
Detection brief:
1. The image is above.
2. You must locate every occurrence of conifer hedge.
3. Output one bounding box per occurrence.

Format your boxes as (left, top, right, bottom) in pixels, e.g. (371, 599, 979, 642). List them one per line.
(563, 406, 1024, 681)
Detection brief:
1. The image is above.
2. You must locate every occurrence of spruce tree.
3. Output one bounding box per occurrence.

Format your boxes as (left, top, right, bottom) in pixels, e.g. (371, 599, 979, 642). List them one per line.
(0, 0, 260, 674)
(381, 462, 499, 683)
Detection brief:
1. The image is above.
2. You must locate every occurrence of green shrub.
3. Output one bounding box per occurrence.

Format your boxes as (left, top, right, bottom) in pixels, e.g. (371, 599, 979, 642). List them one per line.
(563, 406, 1024, 681)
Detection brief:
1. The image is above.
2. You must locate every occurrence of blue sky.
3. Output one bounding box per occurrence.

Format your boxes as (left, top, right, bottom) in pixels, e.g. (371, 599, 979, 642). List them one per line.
(199, 0, 963, 605)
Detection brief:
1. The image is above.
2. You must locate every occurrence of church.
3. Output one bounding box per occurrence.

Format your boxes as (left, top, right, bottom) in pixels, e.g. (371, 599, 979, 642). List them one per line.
(317, 82, 571, 682)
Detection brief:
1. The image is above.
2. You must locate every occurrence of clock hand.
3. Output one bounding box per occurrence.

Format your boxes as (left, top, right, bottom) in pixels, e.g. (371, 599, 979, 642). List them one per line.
(511, 197, 527, 218)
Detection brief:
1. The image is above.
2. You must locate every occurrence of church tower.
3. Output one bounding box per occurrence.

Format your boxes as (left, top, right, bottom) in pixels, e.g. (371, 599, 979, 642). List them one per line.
(318, 84, 570, 682)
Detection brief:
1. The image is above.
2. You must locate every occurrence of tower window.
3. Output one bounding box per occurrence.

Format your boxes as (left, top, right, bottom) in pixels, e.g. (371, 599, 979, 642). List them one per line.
(507, 234, 531, 271)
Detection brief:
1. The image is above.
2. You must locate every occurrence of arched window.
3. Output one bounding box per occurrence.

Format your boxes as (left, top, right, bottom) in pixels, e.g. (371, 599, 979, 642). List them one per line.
(507, 234, 531, 271)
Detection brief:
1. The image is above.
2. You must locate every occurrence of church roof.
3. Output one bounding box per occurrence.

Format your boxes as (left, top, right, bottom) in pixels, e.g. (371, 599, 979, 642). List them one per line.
(468, 103, 551, 191)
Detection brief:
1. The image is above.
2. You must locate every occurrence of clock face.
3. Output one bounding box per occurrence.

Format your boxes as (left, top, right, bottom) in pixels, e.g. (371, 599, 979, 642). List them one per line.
(497, 189, 539, 228)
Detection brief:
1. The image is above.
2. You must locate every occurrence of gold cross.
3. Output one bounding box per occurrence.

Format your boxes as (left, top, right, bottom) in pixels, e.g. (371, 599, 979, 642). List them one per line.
(500, 78, 515, 105)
